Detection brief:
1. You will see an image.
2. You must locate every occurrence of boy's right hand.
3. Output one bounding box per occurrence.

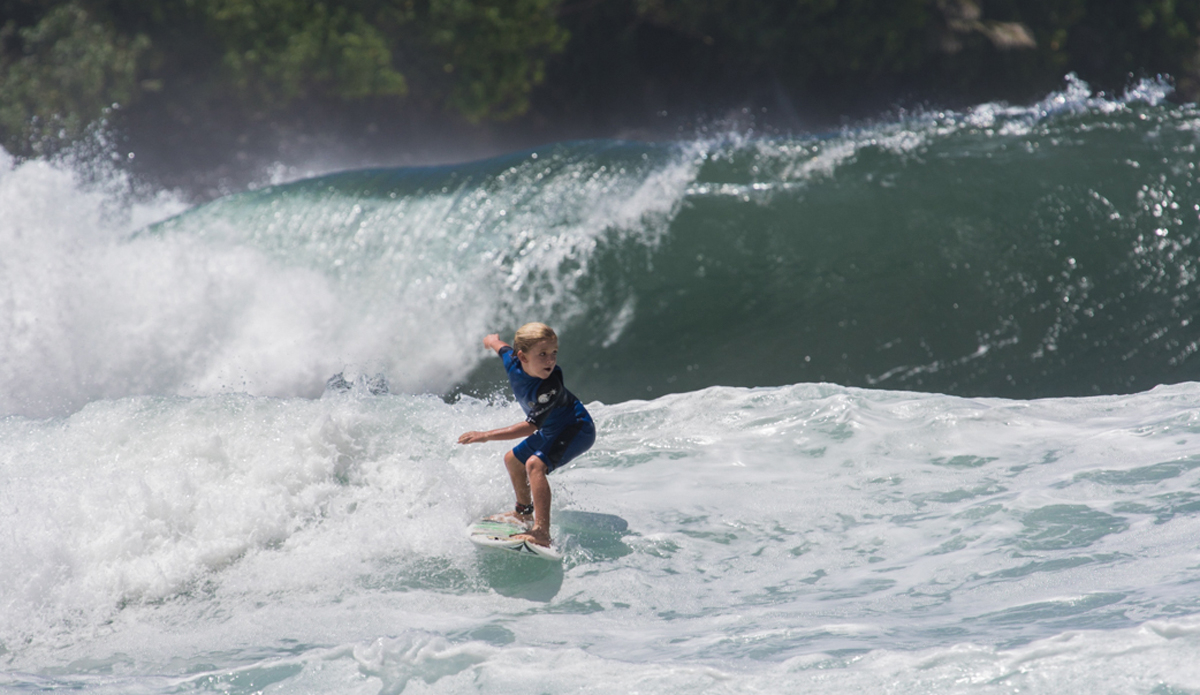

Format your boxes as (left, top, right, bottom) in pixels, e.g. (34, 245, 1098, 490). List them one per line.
(458, 431, 489, 444)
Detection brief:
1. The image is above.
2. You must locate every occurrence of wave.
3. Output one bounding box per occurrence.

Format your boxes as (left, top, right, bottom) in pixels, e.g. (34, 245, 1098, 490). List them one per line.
(1, 75, 1197, 418)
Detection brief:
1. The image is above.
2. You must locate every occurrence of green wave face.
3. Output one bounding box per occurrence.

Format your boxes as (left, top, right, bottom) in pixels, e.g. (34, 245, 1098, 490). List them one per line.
(144, 78, 1200, 402)
(585, 90, 1200, 400)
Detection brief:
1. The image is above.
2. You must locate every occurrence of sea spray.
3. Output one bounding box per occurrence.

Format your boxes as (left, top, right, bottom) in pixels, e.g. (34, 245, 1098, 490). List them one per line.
(0, 140, 700, 418)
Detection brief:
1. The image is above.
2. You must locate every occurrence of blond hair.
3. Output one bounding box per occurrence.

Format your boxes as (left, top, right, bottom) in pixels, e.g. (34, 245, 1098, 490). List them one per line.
(513, 322, 557, 353)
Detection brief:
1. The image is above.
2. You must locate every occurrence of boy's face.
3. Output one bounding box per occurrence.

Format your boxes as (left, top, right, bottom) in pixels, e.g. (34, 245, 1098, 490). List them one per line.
(518, 339, 558, 379)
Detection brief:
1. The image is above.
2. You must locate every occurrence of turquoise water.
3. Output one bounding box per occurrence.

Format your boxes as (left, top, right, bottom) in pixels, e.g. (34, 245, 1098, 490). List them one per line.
(2, 76, 1200, 693)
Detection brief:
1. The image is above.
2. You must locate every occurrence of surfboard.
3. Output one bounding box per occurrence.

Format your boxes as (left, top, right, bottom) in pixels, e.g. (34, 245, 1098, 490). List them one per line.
(468, 518, 563, 561)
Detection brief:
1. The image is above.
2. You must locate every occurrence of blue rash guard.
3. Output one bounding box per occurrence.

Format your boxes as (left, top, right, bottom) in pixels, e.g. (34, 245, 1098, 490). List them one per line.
(500, 346, 595, 472)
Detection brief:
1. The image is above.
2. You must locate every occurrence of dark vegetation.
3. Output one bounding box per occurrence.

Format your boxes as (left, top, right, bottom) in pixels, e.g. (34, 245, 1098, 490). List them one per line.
(3, 0, 1198, 197)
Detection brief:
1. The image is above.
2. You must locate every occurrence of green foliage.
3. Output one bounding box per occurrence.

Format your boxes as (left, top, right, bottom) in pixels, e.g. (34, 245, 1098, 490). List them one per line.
(583, 0, 1200, 106)
(0, 0, 569, 152)
(987, 0, 1200, 91)
(196, 0, 568, 118)
(423, 0, 568, 121)
(205, 0, 407, 103)
(0, 1, 148, 153)
(0, 0, 1197, 157)
(635, 0, 935, 81)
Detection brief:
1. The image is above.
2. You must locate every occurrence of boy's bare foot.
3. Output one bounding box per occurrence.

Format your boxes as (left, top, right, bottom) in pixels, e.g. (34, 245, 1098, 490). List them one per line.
(487, 511, 533, 528)
(513, 529, 552, 547)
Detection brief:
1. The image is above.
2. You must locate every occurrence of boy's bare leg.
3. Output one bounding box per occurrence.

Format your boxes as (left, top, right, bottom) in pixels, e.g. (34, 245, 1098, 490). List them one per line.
(488, 450, 534, 526)
(515, 456, 552, 547)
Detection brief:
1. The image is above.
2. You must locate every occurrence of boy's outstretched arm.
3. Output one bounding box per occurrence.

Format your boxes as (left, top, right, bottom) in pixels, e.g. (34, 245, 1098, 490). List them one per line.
(483, 334, 510, 354)
(458, 421, 537, 445)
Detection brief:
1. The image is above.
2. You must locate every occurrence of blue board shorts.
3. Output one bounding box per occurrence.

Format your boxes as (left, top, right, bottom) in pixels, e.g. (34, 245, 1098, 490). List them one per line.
(512, 419, 596, 473)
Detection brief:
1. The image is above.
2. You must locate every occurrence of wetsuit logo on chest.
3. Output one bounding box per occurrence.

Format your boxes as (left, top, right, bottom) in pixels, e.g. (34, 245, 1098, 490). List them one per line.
(537, 388, 558, 405)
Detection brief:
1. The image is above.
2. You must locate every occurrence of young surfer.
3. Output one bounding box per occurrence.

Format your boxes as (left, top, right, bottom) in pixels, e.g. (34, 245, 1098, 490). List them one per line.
(458, 323, 595, 547)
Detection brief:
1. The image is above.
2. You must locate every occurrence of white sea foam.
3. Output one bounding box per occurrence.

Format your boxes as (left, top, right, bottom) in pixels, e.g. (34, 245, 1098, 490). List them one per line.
(3, 382, 1200, 692)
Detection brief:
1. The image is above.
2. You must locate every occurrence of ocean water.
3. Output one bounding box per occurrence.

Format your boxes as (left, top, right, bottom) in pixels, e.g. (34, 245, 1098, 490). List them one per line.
(3, 76, 1200, 693)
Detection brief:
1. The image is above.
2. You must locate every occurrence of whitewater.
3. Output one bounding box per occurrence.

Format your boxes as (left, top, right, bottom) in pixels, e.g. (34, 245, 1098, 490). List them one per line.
(3, 77, 1200, 693)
